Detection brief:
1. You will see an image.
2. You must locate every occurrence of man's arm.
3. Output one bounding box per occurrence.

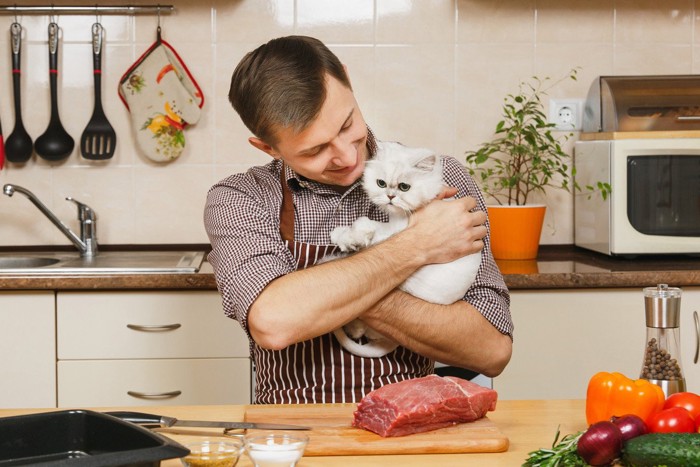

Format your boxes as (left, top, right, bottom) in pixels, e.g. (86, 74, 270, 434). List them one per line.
(247, 195, 487, 349)
(360, 290, 512, 377)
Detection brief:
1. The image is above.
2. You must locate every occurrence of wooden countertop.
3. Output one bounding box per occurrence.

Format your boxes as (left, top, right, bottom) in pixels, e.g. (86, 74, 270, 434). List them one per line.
(1, 245, 700, 290)
(0, 400, 587, 466)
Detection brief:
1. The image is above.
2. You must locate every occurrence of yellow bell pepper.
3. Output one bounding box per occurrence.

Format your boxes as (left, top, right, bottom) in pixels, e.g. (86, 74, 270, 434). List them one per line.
(586, 371, 665, 425)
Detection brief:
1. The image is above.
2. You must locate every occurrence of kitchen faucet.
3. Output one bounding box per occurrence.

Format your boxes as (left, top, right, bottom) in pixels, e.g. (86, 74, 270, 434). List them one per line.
(3, 184, 98, 257)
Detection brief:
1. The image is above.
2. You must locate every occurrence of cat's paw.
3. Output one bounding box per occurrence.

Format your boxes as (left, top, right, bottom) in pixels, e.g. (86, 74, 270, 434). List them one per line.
(343, 320, 368, 339)
(330, 226, 355, 252)
(331, 218, 377, 252)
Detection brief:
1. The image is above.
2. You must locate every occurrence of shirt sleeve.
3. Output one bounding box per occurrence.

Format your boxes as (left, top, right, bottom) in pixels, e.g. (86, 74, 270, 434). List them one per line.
(441, 156, 514, 339)
(203, 170, 295, 334)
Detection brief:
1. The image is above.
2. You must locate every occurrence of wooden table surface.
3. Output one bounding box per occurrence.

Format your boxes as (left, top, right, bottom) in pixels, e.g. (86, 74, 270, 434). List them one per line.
(0, 399, 588, 466)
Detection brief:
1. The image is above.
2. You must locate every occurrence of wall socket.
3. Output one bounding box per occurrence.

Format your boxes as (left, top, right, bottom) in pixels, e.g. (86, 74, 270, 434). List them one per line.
(549, 98, 584, 131)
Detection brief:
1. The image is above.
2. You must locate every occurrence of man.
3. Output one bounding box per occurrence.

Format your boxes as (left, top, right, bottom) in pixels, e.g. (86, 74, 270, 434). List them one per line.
(204, 36, 513, 404)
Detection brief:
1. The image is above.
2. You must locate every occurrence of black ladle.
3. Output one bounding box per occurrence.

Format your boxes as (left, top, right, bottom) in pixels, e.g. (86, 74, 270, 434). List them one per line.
(35, 22, 74, 161)
(5, 23, 33, 163)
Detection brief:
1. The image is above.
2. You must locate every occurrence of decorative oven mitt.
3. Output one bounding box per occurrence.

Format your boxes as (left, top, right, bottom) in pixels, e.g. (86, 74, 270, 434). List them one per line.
(119, 39, 204, 162)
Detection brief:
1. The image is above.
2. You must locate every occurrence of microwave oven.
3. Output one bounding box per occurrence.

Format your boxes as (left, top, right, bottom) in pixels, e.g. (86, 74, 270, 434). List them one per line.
(574, 137, 700, 256)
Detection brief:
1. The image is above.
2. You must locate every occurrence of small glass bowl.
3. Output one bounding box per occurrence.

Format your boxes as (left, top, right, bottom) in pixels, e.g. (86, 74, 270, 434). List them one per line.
(243, 432, 309, 467)
(181, 439, 243, 467)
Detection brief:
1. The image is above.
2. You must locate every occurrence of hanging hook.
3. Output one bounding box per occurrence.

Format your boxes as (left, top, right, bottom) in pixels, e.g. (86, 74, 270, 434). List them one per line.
(156, 4, 162, 43)
(13, 3, 17, 23)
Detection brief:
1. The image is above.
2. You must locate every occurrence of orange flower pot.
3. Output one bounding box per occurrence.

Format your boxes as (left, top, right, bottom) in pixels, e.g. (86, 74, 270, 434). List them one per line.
(487, 205, 546, 260)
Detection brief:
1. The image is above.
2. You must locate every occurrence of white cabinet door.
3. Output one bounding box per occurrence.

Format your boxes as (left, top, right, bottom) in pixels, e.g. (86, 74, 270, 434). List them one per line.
(494, 289, 646, 400)
(58, 358, 250, 407)
(0, 292, 56, 408)
(681, 288, 700, 392)
(57, 291, 248, 359)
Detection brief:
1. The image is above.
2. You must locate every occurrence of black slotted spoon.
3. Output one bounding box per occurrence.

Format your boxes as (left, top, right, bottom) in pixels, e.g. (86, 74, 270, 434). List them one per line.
(80, 22, 116, 160)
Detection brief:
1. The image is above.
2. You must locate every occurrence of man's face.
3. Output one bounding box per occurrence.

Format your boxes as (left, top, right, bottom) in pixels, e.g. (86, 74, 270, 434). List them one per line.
(266, 75, 369, 187)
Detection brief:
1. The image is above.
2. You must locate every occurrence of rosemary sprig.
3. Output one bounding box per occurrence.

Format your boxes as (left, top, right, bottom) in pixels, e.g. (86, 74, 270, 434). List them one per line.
(522, 426, 587, 467)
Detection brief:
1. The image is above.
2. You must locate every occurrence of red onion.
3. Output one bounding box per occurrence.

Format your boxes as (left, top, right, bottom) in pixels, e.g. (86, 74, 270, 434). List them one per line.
(610, 414, 648, 442)
(576, 421, 623, 466)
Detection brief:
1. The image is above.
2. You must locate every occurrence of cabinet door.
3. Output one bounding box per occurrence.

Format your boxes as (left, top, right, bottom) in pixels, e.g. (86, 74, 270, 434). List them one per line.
(681, 288, 700, 392)
(494, 289, 646, 400)
(58, 358, 250, 407)
(57, 291, 248, 359)
(0, 292, 56, 408)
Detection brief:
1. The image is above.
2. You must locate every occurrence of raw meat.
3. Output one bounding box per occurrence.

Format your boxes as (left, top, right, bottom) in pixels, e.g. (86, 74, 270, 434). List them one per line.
(352, 374, 498, 437)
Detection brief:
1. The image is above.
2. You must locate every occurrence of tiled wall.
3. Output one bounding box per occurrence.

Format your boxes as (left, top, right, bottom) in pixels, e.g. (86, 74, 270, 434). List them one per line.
(0, 0, 697, 247)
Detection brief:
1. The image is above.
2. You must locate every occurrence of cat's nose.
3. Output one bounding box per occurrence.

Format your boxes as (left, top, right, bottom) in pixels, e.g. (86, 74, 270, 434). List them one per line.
(387, 195, 395, 201)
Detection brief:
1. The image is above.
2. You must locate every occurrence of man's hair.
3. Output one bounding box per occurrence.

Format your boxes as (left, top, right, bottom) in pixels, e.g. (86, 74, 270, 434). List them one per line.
(229, 36, 352, 146)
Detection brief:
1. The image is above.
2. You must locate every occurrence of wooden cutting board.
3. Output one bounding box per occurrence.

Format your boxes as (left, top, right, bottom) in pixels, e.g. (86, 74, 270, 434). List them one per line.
(244, 403, 509, 456)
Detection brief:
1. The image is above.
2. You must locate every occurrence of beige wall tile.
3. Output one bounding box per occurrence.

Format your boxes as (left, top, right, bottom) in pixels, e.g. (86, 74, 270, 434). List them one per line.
(214, 0, 294, 43)
(457, 0, 535, 43)
(297, 0, 374, 43)
(536, 0, 613, 43)
(377, 0, 455, 44)
(614, 44, 693, 74)
(373, 44, 455, 155)
(615, 0, 693, 44)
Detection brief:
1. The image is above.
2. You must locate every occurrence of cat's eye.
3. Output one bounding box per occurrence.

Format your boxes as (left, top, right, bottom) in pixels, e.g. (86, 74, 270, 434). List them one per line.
(377, 179, 387, 188)
(398, 183, 411, 192)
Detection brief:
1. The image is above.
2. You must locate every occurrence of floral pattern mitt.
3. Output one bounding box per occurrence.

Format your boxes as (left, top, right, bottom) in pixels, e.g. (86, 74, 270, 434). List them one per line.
(119, 39, 204, 162)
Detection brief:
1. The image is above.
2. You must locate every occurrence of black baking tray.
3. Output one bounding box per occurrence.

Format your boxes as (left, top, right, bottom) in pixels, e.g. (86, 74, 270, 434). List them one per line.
(0, 409, 189, 466)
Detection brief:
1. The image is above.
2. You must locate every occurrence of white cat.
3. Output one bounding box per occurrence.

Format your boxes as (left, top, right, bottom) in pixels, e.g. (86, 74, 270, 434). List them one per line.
(328, 141, 482, 358)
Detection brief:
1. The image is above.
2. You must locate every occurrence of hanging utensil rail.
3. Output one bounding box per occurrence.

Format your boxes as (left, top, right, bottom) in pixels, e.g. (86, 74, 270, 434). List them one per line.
(0, 5, 174, 15)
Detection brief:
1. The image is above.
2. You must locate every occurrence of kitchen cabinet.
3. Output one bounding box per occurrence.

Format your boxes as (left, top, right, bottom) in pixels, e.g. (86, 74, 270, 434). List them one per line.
(681, 289, 700, 392)
(494, 287, 700, 399)
(0, 292, 56, 408)
(56, 291, 251, 407)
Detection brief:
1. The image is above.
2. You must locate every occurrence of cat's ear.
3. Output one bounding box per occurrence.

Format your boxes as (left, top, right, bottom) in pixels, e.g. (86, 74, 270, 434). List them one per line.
(249, 137, 282, 160)
(414, 154, 438, 171)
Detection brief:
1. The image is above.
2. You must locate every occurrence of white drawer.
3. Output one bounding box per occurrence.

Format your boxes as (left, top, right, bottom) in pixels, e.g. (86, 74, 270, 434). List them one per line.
(58, 358, 251, 407)
(57, 291, 249, 359)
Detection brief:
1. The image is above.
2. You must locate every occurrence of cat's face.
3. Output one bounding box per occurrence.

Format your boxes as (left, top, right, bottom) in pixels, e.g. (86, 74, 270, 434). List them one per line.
(363, 141, 443, 215)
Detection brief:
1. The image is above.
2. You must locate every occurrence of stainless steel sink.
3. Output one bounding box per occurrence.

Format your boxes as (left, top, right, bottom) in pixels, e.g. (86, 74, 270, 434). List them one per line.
(0, 257, 61, 269)
(0, 251, 205, 275)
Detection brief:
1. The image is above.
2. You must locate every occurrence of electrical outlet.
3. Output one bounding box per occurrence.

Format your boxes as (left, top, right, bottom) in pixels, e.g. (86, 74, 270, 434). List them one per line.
(549, 98, 584, 131)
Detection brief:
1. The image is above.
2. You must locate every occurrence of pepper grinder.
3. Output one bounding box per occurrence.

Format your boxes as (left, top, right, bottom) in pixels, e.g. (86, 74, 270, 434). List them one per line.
(639, 284, 686, 397)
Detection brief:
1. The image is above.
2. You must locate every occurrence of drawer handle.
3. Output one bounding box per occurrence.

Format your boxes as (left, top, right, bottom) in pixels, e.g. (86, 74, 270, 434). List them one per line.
(127, 390, 182, 399)
(126, 323, 182, 332)
(694, 310, 699, 364)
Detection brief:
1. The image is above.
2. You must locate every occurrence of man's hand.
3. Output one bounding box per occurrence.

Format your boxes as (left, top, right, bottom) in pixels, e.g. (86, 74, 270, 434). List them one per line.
(404, 190, 487, 265)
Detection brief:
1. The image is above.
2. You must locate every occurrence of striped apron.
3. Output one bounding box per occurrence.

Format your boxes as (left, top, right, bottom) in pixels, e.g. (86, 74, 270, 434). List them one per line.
(249, 168, 433, 404)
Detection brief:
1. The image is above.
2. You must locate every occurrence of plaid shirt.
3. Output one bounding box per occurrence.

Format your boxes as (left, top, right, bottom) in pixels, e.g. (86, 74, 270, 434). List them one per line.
(204, 137, 512, 403)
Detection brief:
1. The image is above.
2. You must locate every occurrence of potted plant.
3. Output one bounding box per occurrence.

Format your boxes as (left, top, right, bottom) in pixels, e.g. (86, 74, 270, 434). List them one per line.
(465, 68, 609, 260)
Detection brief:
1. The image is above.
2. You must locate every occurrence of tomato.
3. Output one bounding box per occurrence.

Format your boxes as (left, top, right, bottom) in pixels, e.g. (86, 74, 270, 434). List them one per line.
(648, 407, 697, 433)
(663, 392, 700, 420)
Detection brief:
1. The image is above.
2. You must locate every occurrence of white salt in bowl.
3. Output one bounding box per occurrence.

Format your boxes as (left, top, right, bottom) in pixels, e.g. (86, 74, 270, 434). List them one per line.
(243, 432, 309, 467)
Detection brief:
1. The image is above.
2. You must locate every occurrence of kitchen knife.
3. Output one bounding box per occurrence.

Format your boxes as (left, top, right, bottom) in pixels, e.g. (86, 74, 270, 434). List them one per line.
(106, 411, 310, 431)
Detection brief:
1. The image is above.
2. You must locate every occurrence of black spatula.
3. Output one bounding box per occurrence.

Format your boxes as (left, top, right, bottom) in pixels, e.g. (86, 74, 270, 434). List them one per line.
(80, 22, 116, 160)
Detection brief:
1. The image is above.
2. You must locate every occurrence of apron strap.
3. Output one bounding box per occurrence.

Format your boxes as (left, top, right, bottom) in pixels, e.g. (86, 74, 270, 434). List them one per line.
(279, 164, 295, 243)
